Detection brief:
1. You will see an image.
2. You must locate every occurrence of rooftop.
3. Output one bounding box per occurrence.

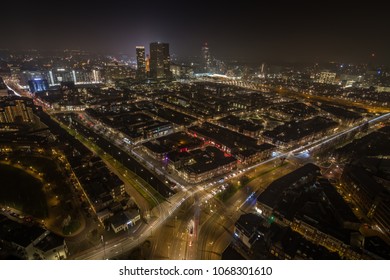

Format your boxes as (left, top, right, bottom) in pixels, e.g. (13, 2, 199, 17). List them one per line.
(143, 132, 203, 155)
(342, 164, 387, 199)
(183, 146, 236, 174)
(262, 116, 338, 144)
(258, 164, 357, 244)
(318, 103, 361, 120)
(34, 232, 64, 252)
(235, 213, 265, 237)
(269, 224, 340, 260)
(109, 212, 130, 228)
(189, 122, 258, 151)
(257, 163, 321, 208)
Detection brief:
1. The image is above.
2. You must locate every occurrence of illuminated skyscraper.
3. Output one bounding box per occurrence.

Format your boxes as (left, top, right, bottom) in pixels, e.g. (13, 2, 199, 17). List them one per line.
(201, 42, 211, 72)
(145, 54, 150, 76)
(136, 46, 146, 80)
(92, 69, 101, 83)
(150, 42, 171, 79)
(28, 78, 49, 93)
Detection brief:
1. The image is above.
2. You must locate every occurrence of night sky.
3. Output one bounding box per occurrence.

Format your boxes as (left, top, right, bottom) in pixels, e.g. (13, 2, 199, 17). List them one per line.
(1, 1, 389, 64)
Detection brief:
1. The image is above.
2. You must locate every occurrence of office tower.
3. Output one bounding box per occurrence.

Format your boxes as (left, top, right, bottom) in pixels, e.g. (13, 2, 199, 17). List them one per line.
(145, 54, 150, 76)
(150, 42, 171, 79)
(92, 69, 101, 83)
(19, 71, 46, 87)
(28, 78, 49, 93)
(201, 42, 211, 72)
(47, 69, 73, 85)
(136, 46, 146, 80)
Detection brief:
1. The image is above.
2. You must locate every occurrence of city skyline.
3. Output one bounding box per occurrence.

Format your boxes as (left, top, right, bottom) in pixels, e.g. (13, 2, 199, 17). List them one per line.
(0, 1, 389, 64)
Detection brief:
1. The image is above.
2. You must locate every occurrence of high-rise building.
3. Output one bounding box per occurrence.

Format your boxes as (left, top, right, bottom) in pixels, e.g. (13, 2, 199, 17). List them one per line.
(19, 71, 47, 87)
(0, 97, 34, 123)
(318, 71, 336, 84)
(28, 78, 49, 93)
(201, 43, 212, 73)
(150, 42, 171, 79)
(170, 64, 194, 79)
(48, 69, 73, 85)
(136, 46, 146, 80)
(92, 69, 102, 83)
(103, 64, 135, 82)
(47, 68, 102, 85)
(145, 54, 150, 76)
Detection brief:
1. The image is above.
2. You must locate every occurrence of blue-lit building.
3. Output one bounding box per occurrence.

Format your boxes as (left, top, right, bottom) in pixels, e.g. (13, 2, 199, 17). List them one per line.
(28, 78, 49, 93)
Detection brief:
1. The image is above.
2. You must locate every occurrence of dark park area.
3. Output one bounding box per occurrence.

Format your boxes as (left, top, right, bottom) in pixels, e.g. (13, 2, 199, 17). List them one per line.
(0, 163, 48, 218)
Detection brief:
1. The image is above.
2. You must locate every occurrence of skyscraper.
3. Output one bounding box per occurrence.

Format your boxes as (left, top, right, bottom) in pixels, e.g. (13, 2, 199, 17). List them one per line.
(136, 46, 146, 80)
(28, 78, 49, 93)
(145, 54, 150, 76)
(201, 42, 211, 73)
(150, 42, 171, 80)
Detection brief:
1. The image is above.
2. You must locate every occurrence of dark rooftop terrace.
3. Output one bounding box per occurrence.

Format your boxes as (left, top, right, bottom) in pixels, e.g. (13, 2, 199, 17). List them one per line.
(183, 146, 236, 174)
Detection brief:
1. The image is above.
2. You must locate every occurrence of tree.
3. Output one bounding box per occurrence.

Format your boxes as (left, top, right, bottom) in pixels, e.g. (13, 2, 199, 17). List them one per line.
(240, 175, 250, 186)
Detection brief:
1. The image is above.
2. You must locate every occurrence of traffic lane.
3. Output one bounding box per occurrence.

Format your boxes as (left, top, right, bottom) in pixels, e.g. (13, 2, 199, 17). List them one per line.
(59, 114, 174, 198)
(151, 196, 196, 259)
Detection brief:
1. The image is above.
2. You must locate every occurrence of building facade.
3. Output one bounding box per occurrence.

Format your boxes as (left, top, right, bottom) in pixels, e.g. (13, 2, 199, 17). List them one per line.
(150, 42, 171, 79)
(136, 46, 146, 80)
(318, 71, 336, 84)
(28, 78, 49, 93)
(0, 97, 34, 123)
(201, 43, 212, 73)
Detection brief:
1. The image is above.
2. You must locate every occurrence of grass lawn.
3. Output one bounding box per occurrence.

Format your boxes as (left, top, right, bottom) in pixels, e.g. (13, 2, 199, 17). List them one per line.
(216, 183, 238, 202)
(0, 163, 48, 218)
(13, 155, 72, 199)
(62, 219, 81, 235)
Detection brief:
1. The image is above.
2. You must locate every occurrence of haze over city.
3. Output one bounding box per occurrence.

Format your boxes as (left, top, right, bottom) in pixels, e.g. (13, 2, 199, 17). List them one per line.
(1, 1, 389, 64)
